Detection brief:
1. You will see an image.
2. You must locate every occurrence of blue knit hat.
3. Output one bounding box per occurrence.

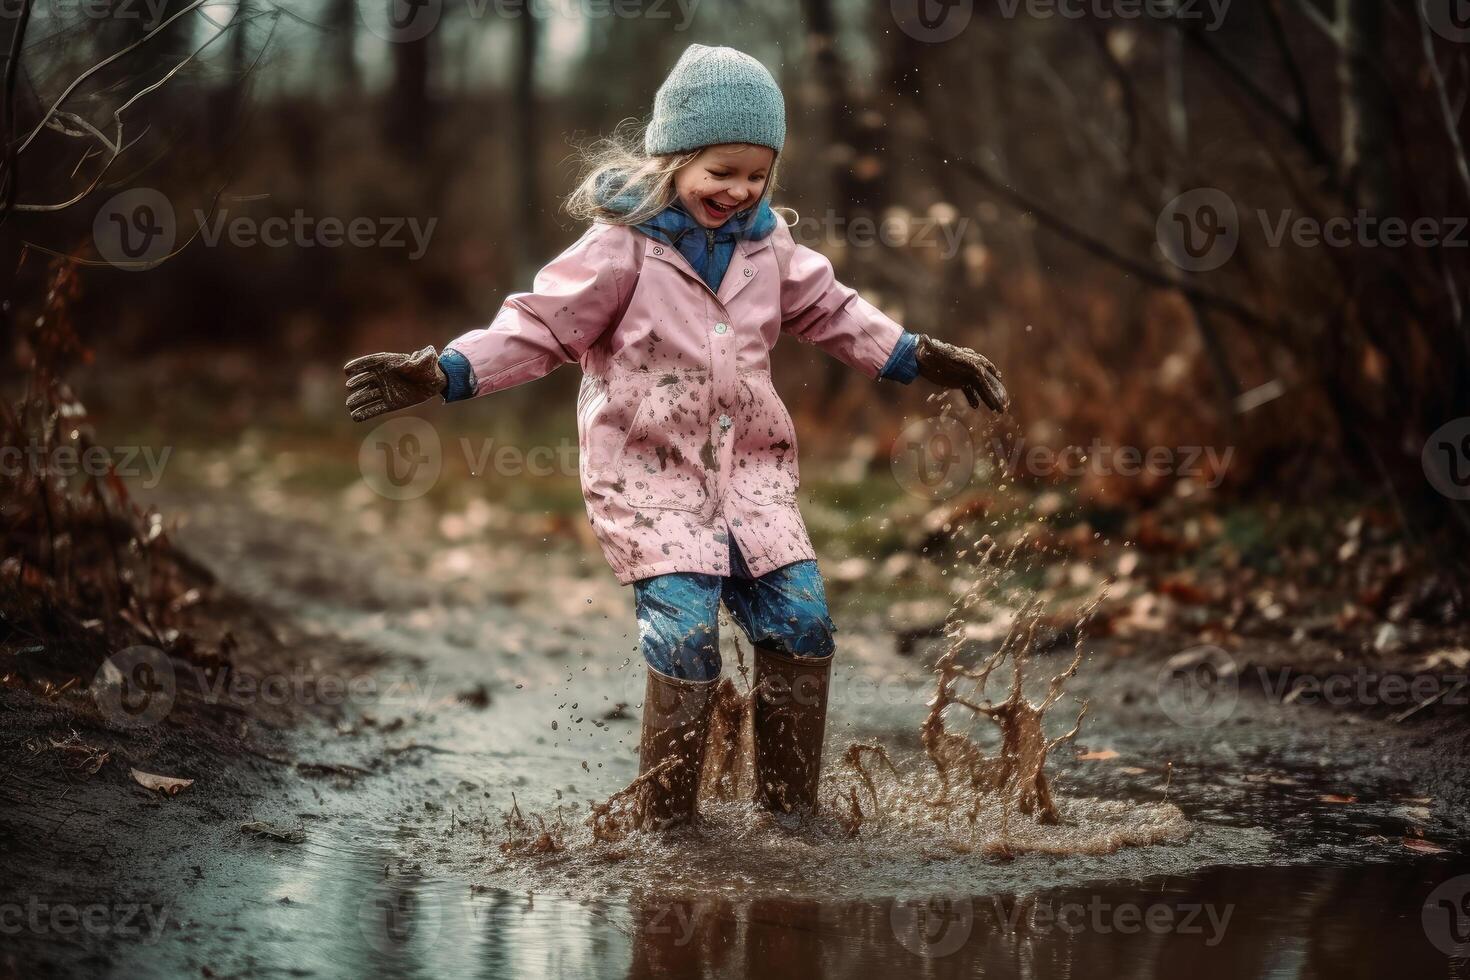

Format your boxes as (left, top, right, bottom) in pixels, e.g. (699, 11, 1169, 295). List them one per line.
(645, 44, 786, 156)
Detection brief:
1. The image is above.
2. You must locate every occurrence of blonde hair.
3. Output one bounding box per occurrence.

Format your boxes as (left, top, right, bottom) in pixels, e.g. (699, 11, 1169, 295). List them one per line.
(564, 118, 783, 227)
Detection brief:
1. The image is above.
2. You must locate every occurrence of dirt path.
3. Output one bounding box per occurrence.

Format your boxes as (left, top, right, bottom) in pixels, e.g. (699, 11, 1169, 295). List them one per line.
(5, 485, 1470, 978)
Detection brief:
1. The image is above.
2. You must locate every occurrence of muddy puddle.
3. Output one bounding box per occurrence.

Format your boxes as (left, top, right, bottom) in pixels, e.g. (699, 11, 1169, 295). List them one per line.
(22, 491, 1468, 977)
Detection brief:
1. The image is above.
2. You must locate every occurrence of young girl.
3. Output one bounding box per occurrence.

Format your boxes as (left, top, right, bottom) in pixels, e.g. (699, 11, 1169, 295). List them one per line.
(343, 44, 1008, 829)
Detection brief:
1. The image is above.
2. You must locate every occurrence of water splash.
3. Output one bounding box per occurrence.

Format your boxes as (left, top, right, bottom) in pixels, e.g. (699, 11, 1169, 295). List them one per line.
(481, 535, 1191, 899)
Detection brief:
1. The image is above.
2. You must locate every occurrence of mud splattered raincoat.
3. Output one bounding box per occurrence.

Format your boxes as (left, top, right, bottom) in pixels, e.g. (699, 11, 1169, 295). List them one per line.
(442, 216, 906, 584)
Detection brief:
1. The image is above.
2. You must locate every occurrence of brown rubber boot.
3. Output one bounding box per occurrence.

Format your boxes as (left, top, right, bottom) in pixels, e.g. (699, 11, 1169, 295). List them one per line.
(752, 645, 833, 816)
(632, 667, 717, 830)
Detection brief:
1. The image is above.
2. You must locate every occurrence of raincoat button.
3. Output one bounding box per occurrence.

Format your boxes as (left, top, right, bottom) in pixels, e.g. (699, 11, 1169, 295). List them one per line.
(653, 246, 663, 256)
(743, 268, 753, 277)
(714, 322, 729, 334)
(719, 414, 732, 430)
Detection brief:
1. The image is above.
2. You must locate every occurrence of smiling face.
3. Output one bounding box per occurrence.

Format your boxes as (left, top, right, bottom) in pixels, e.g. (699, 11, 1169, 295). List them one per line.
(673, 143, 776, 228)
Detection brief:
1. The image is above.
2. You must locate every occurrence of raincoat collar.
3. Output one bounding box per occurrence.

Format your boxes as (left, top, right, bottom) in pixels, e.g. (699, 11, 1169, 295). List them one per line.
(594, 169, 777, 293)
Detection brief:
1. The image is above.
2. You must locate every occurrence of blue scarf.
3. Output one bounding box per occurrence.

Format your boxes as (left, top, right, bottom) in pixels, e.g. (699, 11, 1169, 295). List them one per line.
(594, 170, 777, 294)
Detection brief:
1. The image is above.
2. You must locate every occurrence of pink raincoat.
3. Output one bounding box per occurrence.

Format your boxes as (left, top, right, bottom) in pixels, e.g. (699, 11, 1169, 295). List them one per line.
(444, 218, 904, 584)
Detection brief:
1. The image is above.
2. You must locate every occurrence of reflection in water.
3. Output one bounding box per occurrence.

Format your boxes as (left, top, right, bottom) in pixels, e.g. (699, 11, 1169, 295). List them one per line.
(99, 843, 1467, 979)
(612, 862, 1470, 980)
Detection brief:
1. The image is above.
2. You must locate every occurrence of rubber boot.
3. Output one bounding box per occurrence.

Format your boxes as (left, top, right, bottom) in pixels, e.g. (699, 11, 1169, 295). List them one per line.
(632, 667, 717, 830)
(752, 644, 833, 815)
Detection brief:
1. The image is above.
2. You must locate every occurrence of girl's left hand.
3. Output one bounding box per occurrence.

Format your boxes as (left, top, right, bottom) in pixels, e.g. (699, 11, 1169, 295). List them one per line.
(914, 334, 1011, 413)
(343, 345, 448, 422)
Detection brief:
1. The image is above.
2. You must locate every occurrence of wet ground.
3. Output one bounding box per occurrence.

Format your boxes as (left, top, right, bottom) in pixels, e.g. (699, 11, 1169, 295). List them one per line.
(6, 484, 1470, 978)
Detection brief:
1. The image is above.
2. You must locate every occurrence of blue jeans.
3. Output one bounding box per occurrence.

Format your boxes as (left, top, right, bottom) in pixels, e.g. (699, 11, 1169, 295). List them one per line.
(633, 537, 837, 681)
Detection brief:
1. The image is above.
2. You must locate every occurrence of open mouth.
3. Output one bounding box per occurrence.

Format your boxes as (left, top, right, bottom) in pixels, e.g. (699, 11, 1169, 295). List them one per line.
(701, 198, 736, 221)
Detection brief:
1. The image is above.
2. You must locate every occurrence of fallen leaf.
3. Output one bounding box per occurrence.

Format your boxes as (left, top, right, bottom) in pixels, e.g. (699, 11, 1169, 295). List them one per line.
(130, 768, 193, 795)
(1076, 749, 1119, 761)
(1403, 838, 1449, 854)
(1156, 576, 1210, 604)
(240, 821, 306, 844)
(1319, 794, 1357, 804)
(1416, 649, 1470, 672)
(1120, 766, 1149, 775)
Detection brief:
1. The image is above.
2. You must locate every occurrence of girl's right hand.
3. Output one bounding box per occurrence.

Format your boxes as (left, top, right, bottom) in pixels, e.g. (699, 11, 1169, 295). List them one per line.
(343, 345, 448, 422)
(913, 335, 1011, 414)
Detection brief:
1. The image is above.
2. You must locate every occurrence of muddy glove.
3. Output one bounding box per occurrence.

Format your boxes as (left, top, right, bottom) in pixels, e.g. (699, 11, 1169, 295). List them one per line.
(343, 345, 448, 422)
(914, 334, 1010, 413)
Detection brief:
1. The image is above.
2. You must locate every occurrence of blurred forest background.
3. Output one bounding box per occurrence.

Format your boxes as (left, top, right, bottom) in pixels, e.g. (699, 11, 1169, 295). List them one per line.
(3, 1, 1469, 672)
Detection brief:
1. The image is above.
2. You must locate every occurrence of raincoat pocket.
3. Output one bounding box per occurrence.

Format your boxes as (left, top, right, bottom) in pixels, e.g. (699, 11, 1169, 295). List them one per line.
(615, 371, 712, 513)
(729, 372, 800, 506)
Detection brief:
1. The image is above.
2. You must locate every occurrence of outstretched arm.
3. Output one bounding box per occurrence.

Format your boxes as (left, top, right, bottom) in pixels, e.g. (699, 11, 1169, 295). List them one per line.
(342, 224, 636, 422)
(776, 228, 905, 379)
(775, 225, 1009, 413)
(440, 224, 634, 399)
